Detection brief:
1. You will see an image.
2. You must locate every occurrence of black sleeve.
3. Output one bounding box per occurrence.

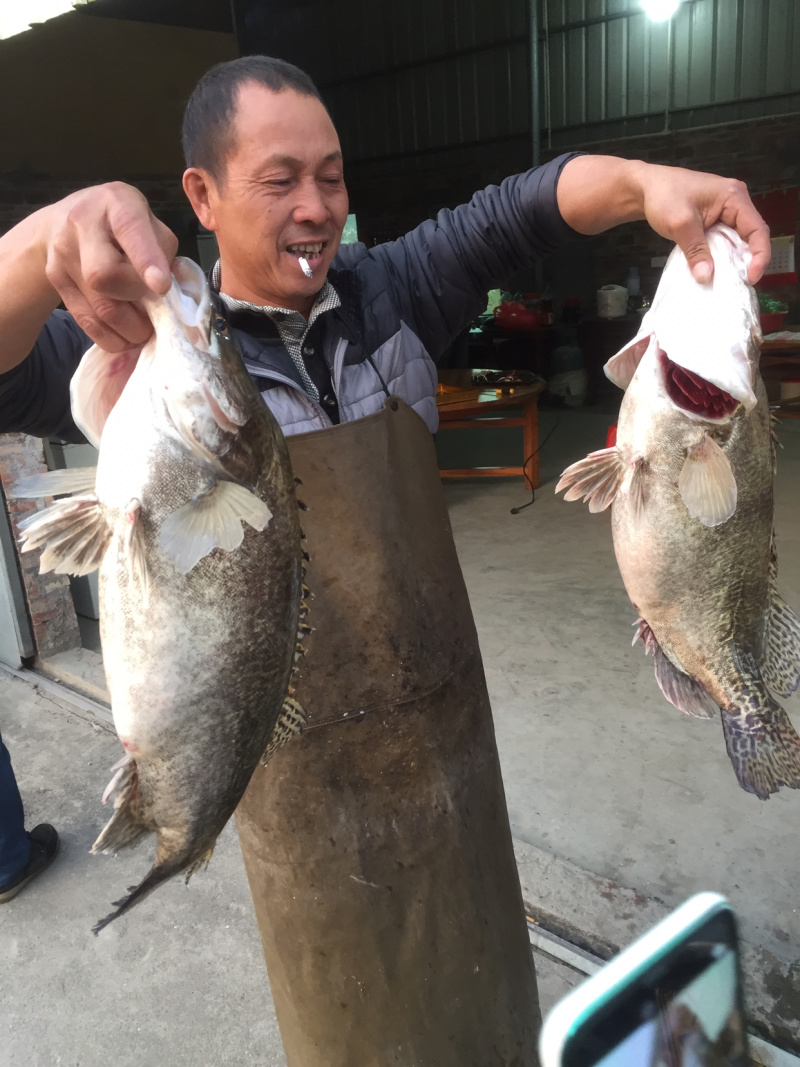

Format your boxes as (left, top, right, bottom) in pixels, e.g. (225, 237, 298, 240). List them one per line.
(0, 311, 91, 442)
(364, 152, 586, 360)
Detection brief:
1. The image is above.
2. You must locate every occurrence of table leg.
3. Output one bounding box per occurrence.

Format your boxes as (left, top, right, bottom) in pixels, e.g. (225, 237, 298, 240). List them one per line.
(523, 396, 540, 489)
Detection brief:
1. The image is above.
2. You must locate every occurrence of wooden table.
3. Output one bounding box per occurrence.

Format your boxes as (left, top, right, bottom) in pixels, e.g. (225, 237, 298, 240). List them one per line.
(435, 375, 546, 487)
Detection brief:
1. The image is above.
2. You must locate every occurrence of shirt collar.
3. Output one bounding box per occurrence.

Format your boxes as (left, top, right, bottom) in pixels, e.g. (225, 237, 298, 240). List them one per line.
(210, 259, 340, 321)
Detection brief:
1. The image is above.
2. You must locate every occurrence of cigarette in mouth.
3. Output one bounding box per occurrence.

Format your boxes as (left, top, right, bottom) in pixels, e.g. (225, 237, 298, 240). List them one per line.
(298, 257, 313, 278)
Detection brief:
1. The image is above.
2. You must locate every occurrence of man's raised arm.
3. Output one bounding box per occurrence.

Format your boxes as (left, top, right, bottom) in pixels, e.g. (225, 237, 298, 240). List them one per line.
(556, 155, 771, 285)
(0, 183, 177, 374)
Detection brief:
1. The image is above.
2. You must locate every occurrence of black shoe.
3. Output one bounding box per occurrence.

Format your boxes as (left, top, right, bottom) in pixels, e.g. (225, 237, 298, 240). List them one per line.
(0, 824, 59, 903)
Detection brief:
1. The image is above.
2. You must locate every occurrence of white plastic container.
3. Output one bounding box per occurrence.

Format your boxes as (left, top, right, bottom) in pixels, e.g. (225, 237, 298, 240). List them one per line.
(596, 284, 628, 318)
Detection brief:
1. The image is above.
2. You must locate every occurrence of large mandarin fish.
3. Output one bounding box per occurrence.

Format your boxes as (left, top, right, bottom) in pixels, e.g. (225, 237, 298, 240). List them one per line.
(557, 225, 800, 800)
(15, 258, 308, 930)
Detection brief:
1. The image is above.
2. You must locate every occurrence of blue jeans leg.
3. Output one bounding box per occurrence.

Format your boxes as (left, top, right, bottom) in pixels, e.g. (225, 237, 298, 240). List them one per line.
(0, 733, 31, 884)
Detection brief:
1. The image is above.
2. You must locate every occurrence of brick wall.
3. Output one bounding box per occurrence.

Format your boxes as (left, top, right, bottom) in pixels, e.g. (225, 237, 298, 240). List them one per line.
(0, 435, 80, 657)
(0, 174, 198, 250)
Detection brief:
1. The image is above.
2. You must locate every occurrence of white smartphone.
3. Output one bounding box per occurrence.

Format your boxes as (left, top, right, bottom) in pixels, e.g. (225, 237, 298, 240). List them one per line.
(539, 892, 748, 1067)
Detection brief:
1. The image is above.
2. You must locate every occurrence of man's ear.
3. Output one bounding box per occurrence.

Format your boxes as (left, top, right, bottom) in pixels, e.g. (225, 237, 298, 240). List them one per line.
(183, 168, 219, 231)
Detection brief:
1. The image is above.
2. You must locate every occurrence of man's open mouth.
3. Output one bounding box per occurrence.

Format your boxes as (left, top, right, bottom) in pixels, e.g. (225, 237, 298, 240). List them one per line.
(286, 242, 326, 260)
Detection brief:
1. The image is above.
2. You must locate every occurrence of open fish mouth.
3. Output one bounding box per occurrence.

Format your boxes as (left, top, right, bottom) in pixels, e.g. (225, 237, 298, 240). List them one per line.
(659, 350, 740, 420)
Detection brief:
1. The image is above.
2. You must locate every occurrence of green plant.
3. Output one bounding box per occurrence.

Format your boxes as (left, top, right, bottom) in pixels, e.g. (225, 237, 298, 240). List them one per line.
(758, 293, 789, 314)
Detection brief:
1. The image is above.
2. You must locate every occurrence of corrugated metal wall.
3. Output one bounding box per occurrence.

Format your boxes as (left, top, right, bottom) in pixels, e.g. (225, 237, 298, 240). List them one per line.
(249, 0, 531, 164)
(239, 0, 800, 232)
(543, 0, 800, 146)
(251, 0, 800, 163)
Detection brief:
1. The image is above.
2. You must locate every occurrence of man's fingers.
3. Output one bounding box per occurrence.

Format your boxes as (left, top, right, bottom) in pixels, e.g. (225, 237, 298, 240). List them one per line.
(106, 192, 176, 296)
(55, 281, 136, 352)
(734, 212, 771, 284)
(55, 272, 152, 350)
(671, 220, 714, 284)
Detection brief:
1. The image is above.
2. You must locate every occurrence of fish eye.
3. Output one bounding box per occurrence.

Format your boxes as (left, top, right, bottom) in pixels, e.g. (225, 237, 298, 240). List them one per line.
(214, 316, 228, 334)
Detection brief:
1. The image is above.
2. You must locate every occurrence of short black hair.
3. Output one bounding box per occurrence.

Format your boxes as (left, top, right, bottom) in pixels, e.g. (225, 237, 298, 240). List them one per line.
(182, 55, 326, 182)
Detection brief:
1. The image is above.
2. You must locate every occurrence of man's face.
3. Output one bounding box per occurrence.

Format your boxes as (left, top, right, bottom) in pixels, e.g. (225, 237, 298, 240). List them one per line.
(188, 83, 349, 315)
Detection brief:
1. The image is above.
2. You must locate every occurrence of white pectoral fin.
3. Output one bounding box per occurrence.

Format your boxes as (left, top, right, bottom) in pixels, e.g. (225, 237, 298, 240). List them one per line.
(556, 447, 624, 512)
(10, 467, 97, 498)
(17, 494, 110, 575)
(158, 481, 272, 574)
(678, 433, 737, 527)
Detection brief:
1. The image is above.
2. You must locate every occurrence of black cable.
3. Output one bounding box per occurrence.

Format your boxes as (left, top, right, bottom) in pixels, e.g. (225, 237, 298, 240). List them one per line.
(510, 414, 561, 514)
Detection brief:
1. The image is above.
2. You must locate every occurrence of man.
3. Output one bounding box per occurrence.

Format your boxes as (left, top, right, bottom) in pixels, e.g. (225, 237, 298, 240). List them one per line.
(0, 56, 769, 1067)
(0, 735, 58, 903)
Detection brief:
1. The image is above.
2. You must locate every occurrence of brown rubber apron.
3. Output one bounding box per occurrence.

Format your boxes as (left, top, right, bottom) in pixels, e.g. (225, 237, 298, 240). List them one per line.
(235, 397, 540, 1066)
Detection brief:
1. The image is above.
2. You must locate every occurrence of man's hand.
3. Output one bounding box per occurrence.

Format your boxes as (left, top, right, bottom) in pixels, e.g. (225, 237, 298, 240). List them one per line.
(634, 163, 770, 285)
(557, 156, 771, 285)
(43, 182, 179, 351)
(0, 182, 180, 374)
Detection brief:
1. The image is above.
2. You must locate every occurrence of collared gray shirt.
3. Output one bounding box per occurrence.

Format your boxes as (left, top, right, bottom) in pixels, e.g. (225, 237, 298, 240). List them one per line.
(211, 259, 340, 401)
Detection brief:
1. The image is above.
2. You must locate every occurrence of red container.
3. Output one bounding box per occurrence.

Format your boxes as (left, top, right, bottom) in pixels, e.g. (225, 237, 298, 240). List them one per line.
(761, 312, 787, 333)
(494, 301, 543, 331)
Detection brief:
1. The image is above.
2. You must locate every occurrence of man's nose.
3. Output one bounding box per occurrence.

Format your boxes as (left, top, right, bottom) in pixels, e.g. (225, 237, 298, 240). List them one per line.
(292, 180, 329, 225)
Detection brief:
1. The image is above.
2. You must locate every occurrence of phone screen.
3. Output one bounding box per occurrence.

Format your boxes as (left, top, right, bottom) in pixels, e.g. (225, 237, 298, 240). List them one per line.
(564, 911, 748, 1067)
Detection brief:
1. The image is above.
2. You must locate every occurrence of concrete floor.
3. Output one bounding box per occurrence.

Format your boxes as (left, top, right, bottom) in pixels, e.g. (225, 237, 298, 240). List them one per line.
(3, 399, 800, 1063)
(0, 672, 587, 1066)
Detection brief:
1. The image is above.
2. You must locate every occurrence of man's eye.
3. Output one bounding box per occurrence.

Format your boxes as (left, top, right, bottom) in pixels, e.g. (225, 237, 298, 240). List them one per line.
(268, 179, 292, 187)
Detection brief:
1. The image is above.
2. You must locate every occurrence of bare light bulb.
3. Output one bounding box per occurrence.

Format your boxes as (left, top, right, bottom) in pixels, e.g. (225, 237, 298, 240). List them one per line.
(641, 0, 681, 20)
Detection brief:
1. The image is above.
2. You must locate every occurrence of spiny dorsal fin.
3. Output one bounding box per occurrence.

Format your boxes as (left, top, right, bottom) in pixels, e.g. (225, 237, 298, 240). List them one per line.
(18, 495, 111, 576)
(678, 433, 737, 527)
(556, 447, 624, 513)
(260, 696, 307, 766)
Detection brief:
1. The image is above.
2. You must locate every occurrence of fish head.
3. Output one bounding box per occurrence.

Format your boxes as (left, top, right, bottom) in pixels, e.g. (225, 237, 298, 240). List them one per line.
(604, 224, 761, 419)
(145, 258, 256, 462)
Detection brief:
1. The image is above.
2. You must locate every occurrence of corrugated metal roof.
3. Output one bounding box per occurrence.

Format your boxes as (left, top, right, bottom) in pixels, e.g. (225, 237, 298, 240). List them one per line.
(83, 0, 232, 32)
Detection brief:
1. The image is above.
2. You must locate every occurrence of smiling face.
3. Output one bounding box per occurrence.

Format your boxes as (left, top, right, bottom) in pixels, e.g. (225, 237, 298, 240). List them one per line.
(182, 82, 349, 318)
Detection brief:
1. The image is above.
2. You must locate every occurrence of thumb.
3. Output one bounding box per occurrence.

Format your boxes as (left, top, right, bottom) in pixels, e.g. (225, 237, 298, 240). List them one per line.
(678, 230, 714, 285)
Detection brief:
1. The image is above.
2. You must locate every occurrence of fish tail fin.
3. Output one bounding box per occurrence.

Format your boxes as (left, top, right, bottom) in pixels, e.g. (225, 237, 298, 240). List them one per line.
(92, 756, 151, 854)
(721, 656, 800, 799)
(92, 861, 177, 936)
(93, 834, 216, 934)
